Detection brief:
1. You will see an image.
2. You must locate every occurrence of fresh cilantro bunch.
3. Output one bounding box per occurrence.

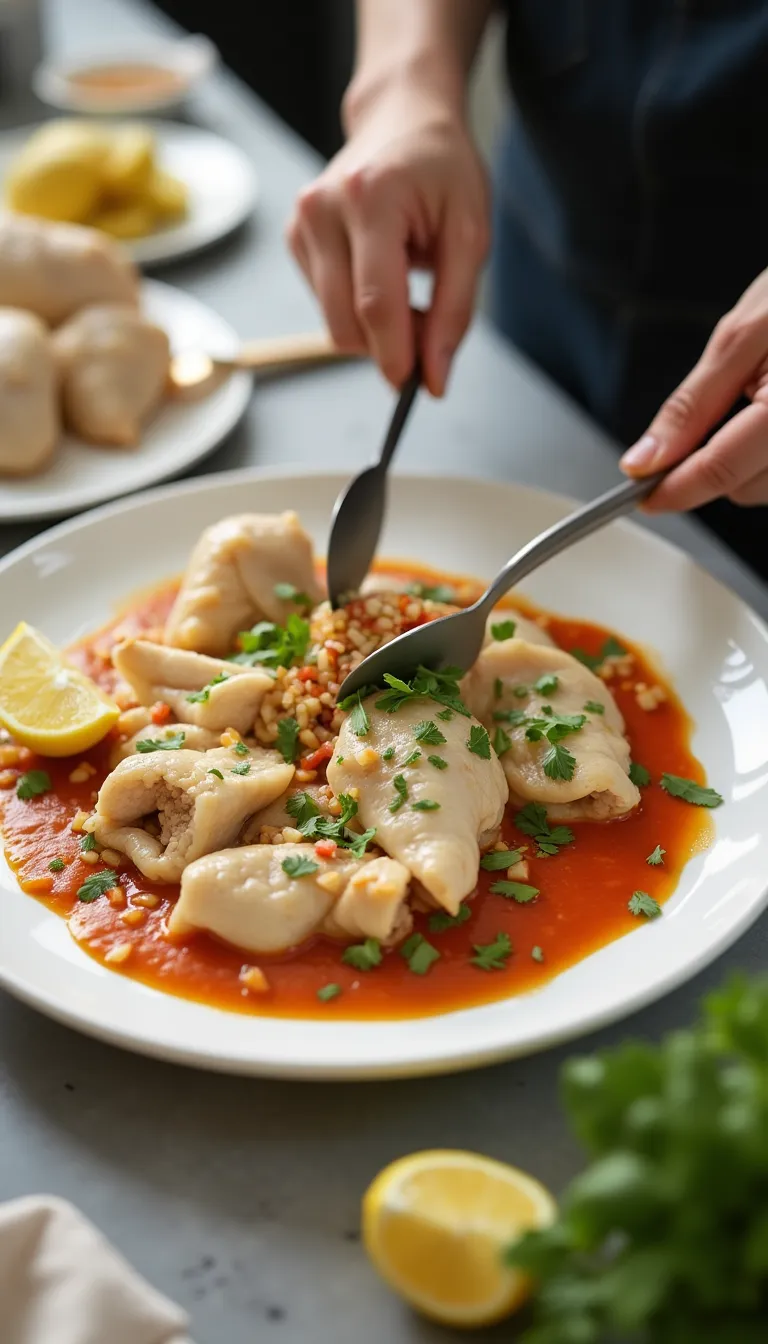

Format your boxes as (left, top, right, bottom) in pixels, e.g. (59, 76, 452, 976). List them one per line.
(509, 975, 768, 1342)
(229, 614, 310, 670)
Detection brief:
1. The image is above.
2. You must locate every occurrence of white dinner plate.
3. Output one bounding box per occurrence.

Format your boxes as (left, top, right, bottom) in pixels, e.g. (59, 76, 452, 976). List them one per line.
(1, 470, 767, 1079)
(0, 279, 250, 524)
(0, 121, 257, 266)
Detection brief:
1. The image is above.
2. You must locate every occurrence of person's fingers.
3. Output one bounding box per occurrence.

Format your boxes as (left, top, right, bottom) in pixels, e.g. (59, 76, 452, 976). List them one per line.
(621, 311, 768, 478)
(289, 187, 367, 352)
(643, 399, 768, 512)
(421, 204, 489, 397)
(728, 467, 768, 505)
(341, 168, 413, 388)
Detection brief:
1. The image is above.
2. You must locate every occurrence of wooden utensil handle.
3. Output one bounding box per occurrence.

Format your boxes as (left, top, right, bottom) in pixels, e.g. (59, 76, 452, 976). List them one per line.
(235, 331, 351, 373)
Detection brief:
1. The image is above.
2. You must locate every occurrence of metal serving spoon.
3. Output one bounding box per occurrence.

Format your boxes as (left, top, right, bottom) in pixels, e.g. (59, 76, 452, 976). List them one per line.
(337, 469, 666, 701)
(168, 330, 354, 401)
(326, 360, 421, 608)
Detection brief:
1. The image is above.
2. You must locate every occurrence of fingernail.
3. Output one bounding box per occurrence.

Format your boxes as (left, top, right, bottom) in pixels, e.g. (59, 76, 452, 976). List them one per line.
(620, 434, 662, 474)
(434, 347, 453, 397)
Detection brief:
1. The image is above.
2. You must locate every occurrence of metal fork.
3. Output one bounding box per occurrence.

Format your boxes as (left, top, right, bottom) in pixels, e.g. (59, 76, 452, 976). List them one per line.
(337, 469, 667, 701)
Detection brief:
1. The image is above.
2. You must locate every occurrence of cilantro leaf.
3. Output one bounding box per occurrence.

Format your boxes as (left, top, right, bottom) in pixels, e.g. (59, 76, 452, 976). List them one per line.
(660, 773, 723, 807)
(646, 845, 666, 866)
(276, 717, 300, 763)
(186, 671, 229, 704)
(437, 708, 454, 722)
(15, 769, 51, 800)
(77, 869, 118, 903)
(233, 740, 249, 756)
(428, 904, 472, 933)
(401, 749, 422, 768)
(480, 849, 524, 871)
(389, 775, 408, 813)
(542, 742, 576, 781)
(628, 890, 662, 919)
(572, 635, 628, 671)
(413, 720, 447, 746)
(584, 699, 605, 715)
(405, 581, 457, 603)
(285, 791, 320, 827)
(347, 827, 377, 860)
(535, 673, 559, 696)
(208, 768, 224, 780)
(494, 677, 504, 700)
(491, 880, 540, 903)
(629, 761, 651, 788)
(80, 832, 97, 852)
(515, 803, 550, 837)
(493, 726, 512, 757)
(513, 685, 529, 699)
(401, 933, 441, 975)
(274, 581, 311, 606)
(491, 620, 516, 641)
(471, 932, 513, 971)
(48, 858, 65, 872)
(136, 731, 185, 753)
(493, 708, 527, 726)
(341, 938, 382, 971)
(231, 614, 310, 670)
(317, 983, 341, 1002)
(412, 799, 440, 811)
(467, 724, 491, 759)
(348, 694, 370, 738)
(428, 754, 448, 770)
(282, 854, 320, 878)
(231, 760, 251, 776)
(382, 747, 395, 761)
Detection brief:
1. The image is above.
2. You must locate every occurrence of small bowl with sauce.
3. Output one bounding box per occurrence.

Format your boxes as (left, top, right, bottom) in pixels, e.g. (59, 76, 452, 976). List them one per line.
(33, 35, 218, 116)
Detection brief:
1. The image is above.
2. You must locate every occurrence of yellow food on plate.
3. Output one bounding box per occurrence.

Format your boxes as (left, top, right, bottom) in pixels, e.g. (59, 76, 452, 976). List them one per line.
(0, 622, 119, 756)
(4, 118, 188, 240)
(362, 1149, 556, 1329)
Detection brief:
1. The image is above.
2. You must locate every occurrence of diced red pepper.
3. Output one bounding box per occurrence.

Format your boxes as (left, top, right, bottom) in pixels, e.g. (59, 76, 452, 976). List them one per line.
(315, 839, 337, 860)
(297, 667, 316, 683)
(150, 701, 172, 725)
(301, 742, 333, 771)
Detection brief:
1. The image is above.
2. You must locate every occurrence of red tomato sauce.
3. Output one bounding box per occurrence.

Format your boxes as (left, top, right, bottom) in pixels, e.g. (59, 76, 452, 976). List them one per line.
(0, 563, 711, 1020)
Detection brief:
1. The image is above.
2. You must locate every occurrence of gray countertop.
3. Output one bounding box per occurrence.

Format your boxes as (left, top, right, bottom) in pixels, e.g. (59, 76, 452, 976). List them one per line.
(0, 3, 766, 1341)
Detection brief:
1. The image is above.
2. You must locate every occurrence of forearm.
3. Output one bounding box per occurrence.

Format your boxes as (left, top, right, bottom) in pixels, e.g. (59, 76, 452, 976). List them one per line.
(343, 0, 495, 131)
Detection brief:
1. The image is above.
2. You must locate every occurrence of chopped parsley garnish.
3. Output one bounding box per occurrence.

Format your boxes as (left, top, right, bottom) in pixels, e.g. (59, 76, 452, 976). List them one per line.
(16, 769, 51, 800)
(491, 620, 516, 642)
(136, 731, 185, 753)
(412, 799, 440, 811)
(48, 858, 65, 872)
(230, 613, 310, 670)
(429, 904, 472, 933)
(494, 677, 504, 700)
(584, 700, 605, 715)
(233, 740, 249, 756)
(493, 726, 512, 757)
(515, 803, 574, 857)
(282, 854, 320, 878)
(491, 879, 540, 903)
(660, 774, 723, 807)
(413, 720, 447, 746)
(288, 791, 376, 858)
(628, 890, 662, 919)
(317, 982, 342, 1002)
(471, 932, 513, 971)
(382, 746, 395, 761)
(336, 756, 344, 764)
(276, 716, 300, 763)
(347, 828, 377, 860)
(534, 673, 559, 696)
(572, 635, 627, 671)
(208, 768, 224, 780)
(437, 708, 454, 722)
(231, 760, 251, 776)
(467, 724, 491, 759)
(542, 743, 577, 782)
(523, 707, 586, 782)
(531, 945, 545, 963)
(80, 832, 97, 852)
(629, 761, 651, 787)
(376, 666, 470, 719)
(285, 791, 320, 827)
(274, 581, 311, 606)
(375, 673, 415, 712)
(405, 581, 457, 604)
(348, 694, 370, 738)
(389, 775, 408, 813)
(341, 938, 382, 971)
(401, 933, 440, 975)
(77, 869, 118, 903)
(493, 708, 527, 727)
(428, 754, 448, 770)
(186, 671, 229, 704)
(646, 844, 666, 866)
(480, 848, 524, 871)
(513, 686, 529, 699)
(401, 749, 422, 768)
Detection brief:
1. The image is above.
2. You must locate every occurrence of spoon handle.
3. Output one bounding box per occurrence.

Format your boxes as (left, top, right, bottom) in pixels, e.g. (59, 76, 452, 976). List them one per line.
(479, 471, 667, 614)
(228, 331, 352, 374)
(376, 359, 422, 472)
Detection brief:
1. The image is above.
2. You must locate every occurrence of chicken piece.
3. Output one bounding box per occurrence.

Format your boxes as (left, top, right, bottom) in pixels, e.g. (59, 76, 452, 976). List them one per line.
(0, 213, 138, 325)
(484, 607, 555, 648)
(113, 639, 272, 735)
(53, 304, 169, 446)
(462, 639, 640, 821)
(327, 697, 508, 915)
(239, 781, 332, 844)
(168, 844, 411, 953)
(109, 721, 220, 768)
(92, 744, 294, 883)
(165, 512, 323, 656)
(0, 308, 59, 476)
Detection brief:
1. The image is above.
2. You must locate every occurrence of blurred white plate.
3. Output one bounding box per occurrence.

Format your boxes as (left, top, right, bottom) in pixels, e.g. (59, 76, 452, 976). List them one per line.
(0, 121, 258, 266)
(0, 471, 767, 1079)
(0, 279, 250, 522)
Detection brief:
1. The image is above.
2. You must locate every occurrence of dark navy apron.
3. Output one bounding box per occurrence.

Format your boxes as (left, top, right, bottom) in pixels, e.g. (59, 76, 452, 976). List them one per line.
(491, 0, 768, 576)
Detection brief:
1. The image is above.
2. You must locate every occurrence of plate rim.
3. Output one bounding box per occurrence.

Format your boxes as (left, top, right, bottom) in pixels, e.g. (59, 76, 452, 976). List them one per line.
(1, 466, 767, 1079)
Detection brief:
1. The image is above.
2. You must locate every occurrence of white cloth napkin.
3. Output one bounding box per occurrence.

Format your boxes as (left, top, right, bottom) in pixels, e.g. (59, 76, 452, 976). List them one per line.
(0, 1196, 192, 1344)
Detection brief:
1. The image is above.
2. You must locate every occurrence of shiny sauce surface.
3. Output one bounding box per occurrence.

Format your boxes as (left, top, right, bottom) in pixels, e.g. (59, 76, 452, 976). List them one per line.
(0, 563, 711, 1020)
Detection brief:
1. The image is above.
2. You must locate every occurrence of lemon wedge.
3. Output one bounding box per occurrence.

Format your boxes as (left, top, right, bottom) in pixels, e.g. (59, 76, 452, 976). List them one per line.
(0, 622, 119, 757)
(362, 1149, 556, 1329)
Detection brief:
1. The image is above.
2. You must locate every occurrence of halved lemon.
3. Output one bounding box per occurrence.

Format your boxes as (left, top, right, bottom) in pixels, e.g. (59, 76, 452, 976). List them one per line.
(0, 622, 119, 757)
(362, 1149, 556, 1329)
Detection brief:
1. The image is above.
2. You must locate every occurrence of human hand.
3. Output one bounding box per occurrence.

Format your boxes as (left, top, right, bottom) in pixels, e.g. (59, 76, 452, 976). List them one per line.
(621, 267, 768, 510)
(286, 81, 489, 397)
